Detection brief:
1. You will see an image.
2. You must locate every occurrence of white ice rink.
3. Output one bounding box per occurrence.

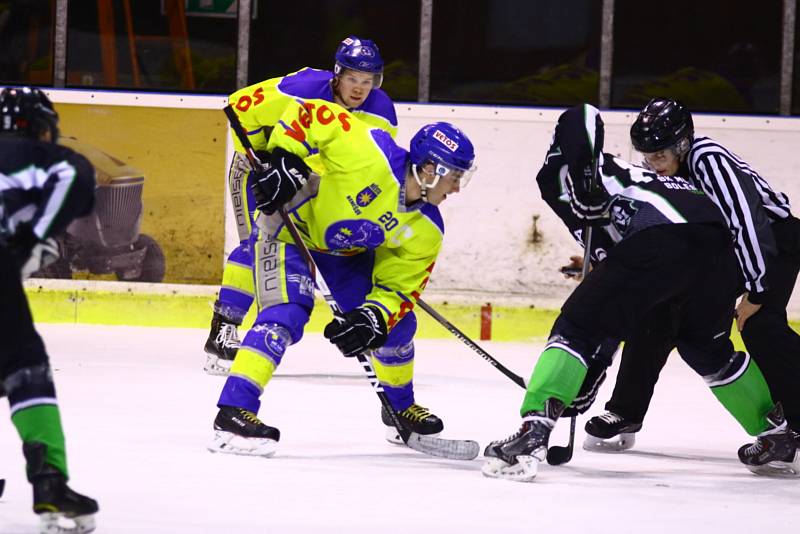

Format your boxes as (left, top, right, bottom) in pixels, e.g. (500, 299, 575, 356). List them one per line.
(1, 323, 799, 533)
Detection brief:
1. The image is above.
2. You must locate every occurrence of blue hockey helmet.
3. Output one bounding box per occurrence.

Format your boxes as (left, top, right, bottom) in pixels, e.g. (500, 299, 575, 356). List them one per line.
(334, 36, 384, 87)
(409, 122, 477, 189)
(0, 86, 59, 141)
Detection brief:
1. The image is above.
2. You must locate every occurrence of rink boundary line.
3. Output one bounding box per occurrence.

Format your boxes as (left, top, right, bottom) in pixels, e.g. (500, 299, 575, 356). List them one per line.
(23, 280, 785, 346)
(22, 279, 562, 342)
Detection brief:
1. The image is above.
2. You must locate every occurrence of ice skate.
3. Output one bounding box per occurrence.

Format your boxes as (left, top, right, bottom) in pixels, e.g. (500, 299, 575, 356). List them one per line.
(381, 403, 443, 444)
(482, 399, 563, 482)
(204, 312, 241, 375)
(583, 411, 642, 452)
(23, 442, 98, 534)
(208, 406, 280, 457)
(738, 403, 800, 477)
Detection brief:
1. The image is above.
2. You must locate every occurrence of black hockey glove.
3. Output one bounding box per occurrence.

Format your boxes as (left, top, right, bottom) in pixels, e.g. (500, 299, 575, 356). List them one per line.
(250, 147, 310, 215)
(324, 306, 388, 357)
(566, 163, 610, 226)
(562, 364, 607, 418)
(1, 223, 60, 279)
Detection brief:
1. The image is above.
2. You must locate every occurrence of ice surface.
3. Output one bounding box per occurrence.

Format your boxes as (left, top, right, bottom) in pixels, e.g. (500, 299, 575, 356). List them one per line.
(1, 324, 798, 533)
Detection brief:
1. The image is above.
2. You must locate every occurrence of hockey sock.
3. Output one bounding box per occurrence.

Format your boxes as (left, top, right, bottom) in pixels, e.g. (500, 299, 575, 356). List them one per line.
(220, 323, 290, 411)
(372, 341, 415, 410)
(520, 347, 587, 416)
(709, 355, 774, 435)
(11, 405, 68, 478)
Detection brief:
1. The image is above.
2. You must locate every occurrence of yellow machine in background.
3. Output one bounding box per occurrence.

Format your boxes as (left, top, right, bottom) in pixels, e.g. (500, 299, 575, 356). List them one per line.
(34, 136, 166, 282)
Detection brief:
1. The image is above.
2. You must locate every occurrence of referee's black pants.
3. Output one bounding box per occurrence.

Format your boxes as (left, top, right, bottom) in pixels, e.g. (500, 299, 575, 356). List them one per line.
(605, 216, 800, 431)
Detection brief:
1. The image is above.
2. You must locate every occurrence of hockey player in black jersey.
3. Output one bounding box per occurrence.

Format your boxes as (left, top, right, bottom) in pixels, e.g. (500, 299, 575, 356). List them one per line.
(482, 104, 799, 482)
(0, 87, 99, 532)
(585, 98, 800, 458)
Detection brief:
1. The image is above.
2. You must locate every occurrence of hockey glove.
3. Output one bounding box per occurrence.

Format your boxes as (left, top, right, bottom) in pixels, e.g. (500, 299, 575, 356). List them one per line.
(562, 364, 607, 418)
(566, 164, 610, 225)
(2, 223, 60, 279)
(324, 306, 388, 357)
(250, 147, 310, 215)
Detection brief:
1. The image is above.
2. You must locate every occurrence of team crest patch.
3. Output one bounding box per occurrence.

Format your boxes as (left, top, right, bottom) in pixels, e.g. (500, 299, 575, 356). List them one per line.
(355, 184, 382, 207)
(325, 220, 385, 251)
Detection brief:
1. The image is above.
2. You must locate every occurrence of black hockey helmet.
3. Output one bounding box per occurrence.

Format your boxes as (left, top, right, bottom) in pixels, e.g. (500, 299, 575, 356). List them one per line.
(0, 86, 59, 141)
(630, 97, 693, 154)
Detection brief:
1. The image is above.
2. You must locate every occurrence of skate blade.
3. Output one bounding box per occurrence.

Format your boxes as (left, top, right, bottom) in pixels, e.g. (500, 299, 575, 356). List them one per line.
(582, 432, 636, 453)
(745, 450, 800, 478)
(39, 512, 96, 534)
(481, 456, 540, 482)
(384, 426, 440, 445)
(203, 354, 232, 376)
(207, 430, 278, 457)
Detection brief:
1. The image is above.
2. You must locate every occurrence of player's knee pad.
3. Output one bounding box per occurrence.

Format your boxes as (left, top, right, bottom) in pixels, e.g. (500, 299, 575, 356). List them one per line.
(699, 351, 749, 387)
(242, 323, 291, 363)
(232, 323, 292, 388)
(547, 315, 607, 367)
(255, 302, 311, 344)
(372, 340, 415, 390)
(2, 364, 56, 415)
(373, 340, 415, 365)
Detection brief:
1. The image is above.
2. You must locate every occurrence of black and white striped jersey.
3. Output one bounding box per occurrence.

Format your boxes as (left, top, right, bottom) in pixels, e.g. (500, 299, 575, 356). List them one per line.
(0, 137, 95, 241)
(687, 136, 786, 296)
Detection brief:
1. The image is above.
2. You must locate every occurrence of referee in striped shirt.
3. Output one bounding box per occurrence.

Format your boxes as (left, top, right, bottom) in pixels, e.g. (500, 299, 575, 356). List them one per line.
(590, 98, 800, 440)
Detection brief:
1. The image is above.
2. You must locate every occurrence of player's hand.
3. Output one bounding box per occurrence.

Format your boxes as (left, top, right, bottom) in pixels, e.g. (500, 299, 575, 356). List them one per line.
(20, 238, 59, 280)
(736, 293, 762, 331)
(324, 306, 388, 357)
(559, 255, 587, 281)
(250, 147, 309, 215)
(1, 223, 60, 280)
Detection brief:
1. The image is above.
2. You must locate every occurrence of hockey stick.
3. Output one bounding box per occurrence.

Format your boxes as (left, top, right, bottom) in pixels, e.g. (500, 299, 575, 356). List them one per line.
(223, 105, 479, 461)
(415, 298, 526, 388)
(546, 148, 600, 466)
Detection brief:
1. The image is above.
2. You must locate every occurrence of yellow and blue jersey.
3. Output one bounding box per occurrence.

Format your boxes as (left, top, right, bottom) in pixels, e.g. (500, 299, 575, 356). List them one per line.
(260, 98, 443, 330)
(228, 67, 398, 154)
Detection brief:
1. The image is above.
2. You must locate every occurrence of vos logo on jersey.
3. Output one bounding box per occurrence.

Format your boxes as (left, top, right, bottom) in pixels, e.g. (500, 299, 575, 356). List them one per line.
(433, 130, 459, 152)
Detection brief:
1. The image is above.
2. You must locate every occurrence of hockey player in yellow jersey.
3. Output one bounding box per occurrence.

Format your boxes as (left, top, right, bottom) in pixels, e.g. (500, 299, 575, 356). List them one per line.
(204, 36, 397, 375)
(208, 98, 476, 456)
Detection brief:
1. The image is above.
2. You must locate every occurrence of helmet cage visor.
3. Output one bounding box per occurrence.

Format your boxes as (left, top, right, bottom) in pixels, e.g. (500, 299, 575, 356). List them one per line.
(415, 158, 476, 191)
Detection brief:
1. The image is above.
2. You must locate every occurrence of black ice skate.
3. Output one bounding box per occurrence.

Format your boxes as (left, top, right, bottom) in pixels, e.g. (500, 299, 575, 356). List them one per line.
(381, 404, 443, 444)
(204, 312, 241, 375)
(23, 442, 98, 534)
(738, 403, 800, 477)
(482, 398, 564, 482)
(208, 406, 280, 457)
(583, 411, 642, 452)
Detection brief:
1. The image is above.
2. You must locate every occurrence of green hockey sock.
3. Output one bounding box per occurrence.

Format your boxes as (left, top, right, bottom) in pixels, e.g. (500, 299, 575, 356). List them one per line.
(11, 404, 68, 478)
(711, 358, 774, 436)
(520, 347, 587, 416)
